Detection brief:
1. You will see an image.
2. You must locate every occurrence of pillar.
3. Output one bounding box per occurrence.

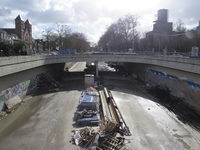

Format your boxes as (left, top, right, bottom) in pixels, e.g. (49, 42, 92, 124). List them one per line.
(95, 61, 98, 77)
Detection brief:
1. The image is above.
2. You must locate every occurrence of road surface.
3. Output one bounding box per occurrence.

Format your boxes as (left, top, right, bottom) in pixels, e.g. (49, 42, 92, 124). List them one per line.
(68, 62, 86, 72)
(0, 63, 199, 150)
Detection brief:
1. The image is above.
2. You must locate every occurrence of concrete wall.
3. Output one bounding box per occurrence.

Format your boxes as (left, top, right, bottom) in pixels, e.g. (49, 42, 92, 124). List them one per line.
(1, 55, 200, 83)
(124, 62, 200, 111)
(0, 63, 66, 111)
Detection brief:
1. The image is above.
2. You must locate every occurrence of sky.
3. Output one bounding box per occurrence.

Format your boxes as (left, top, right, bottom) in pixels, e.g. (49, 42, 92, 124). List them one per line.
(1, 0, 200, 43)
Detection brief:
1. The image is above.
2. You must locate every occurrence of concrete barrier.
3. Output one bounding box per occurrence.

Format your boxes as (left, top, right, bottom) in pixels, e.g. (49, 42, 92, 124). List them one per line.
(5, 95, 21, 109)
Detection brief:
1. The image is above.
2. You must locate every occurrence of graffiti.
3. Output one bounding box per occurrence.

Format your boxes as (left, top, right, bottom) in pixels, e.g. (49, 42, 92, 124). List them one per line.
(0, 77, 38, 103)
(4, 88, 14, 100)
(139, 68, 200, 106)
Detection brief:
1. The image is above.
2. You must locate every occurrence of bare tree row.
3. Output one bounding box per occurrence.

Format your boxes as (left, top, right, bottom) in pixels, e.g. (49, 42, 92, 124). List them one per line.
(98, 14, 140, 52)
(42, 24, 90, 53)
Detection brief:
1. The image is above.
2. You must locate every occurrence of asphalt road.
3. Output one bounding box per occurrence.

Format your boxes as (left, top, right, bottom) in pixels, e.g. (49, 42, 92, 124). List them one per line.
(0, 63, 199, 150)
(68, 62, 86, 72)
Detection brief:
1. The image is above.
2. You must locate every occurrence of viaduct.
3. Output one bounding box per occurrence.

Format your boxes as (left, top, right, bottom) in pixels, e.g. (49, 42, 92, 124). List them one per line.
(0, 54, 200, 111)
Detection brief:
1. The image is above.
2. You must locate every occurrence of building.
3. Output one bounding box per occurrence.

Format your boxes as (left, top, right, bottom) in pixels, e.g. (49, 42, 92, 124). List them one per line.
(153, 9, 173, 34)
(0, 15, 32, 49)
(145, 9, 173, 52)
(0, 28, 20, 45)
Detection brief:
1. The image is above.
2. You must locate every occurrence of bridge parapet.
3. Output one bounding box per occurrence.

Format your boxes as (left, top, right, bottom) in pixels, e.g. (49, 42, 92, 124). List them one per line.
(0, 54, 200, 77)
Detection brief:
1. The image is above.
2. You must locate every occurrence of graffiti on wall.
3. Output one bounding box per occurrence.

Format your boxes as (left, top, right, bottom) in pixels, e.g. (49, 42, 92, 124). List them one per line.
(139, 68, 200, 106)
(0, 77, 38, 103)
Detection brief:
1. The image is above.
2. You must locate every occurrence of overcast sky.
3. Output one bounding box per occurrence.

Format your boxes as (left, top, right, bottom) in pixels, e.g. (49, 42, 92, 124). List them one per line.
(1, 0, 200, 43)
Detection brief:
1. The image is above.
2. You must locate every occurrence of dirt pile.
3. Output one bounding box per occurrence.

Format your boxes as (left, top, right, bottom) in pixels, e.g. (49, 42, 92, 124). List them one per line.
(38, 73, 63, 92)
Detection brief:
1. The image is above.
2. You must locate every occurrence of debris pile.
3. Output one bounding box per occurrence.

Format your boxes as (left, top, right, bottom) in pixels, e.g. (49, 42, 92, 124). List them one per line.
(71, 126, 131, 150)
(38, 73, 63, 92)
(0, 100, 26, 121)
(0, 111, 7, 121)
(76, 109, 97, 118)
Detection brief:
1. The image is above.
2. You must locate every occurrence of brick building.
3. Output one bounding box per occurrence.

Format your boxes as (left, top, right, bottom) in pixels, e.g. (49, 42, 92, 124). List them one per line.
(0, 15, 32, 49)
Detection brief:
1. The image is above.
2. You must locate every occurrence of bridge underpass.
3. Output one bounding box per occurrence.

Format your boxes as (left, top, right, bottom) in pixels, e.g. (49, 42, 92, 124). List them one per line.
(0, 55, 200, 149)
(0, 54, 200, 114)
(0, 61, 200, 149)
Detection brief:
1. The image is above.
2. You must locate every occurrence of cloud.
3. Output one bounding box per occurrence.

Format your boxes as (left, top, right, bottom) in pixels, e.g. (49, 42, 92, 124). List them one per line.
(1, 0, 200, 43)
(0, 8, 11, 16)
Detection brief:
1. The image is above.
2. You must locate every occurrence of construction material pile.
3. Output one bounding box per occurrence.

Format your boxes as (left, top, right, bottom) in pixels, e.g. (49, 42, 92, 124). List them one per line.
(71, 125, 131, 150)
(75, 86, 100, 125)
(38, 73, 63, 92)
(71, 86, 132, 149)
(99, 87, 131, 136)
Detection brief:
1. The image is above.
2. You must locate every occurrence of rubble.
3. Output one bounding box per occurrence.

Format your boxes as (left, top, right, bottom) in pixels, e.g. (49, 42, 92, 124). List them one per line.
(70, 126, 131, 150)
(76, 109, 97, 118)
(0, 100, 26, 121)
(38, 73, 63, 92)
(0, 111, 7, 121)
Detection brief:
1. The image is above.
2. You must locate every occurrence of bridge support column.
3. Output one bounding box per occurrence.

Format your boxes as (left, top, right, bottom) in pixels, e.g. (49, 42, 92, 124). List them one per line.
(95, 61, 98, 77)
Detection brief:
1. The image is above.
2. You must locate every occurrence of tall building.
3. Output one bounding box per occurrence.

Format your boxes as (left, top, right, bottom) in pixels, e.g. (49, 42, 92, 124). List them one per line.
(145, 9, 173, 52)
(0, 15, 32, 49)
(153, 9, 172, 34)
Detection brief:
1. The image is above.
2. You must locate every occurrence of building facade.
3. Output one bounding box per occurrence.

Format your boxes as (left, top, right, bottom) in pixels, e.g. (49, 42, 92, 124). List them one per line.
(0, 15, 32, 49)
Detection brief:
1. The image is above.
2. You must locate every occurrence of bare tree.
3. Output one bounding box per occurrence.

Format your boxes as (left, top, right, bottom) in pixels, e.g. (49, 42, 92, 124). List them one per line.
(43, 26, 55, 51)
(42, 23, 90, 52)
(173, 20, 187, 52)
(54, 23, 71, 49)
(98, 14, 139, 52)
(68, 32, 89, 52)
(174, 19, 186, 32)
(117, 14, 138, 50)
(192, 26, 200, 48)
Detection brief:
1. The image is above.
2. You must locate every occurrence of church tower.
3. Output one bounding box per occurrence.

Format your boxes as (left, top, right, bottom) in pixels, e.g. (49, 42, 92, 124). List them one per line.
(15, 15, 24, 41)
(25, 19, 32, 49)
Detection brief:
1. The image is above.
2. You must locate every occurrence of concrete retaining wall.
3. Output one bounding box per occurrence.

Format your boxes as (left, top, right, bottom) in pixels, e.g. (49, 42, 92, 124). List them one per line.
(0, 63, 67, 111)
(124, 62, 200, 111)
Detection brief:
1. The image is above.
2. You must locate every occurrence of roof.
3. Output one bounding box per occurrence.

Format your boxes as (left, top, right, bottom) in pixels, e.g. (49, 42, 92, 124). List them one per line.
(25, 19, 32, 25)
(1, 28, 15, 35)
(0, 28, 7, 33)
(15, 15, 24, 21)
